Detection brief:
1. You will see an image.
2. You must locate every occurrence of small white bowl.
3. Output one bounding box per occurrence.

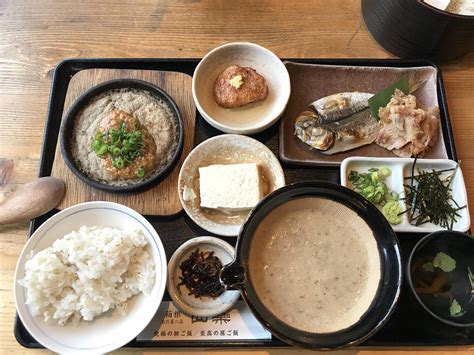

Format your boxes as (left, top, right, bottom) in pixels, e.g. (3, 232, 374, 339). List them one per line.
(178, 134, 286, 236)
(14, 201, 168, 354)
(192, 42, 291, 134)
(341, 157, 470, 233)
(167, 236, 240, 317)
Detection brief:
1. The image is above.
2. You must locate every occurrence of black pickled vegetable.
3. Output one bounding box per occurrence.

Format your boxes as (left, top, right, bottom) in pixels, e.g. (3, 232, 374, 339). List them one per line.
(177, 248, 225, 299)
(402, 159, 466, 229)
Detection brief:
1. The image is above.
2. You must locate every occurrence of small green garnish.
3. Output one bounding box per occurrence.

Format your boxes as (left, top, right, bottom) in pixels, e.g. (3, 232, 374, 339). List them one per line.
(92, 121, 145, 170)
(450, 299, 465, 317)
(368, 75, 409, 121)
(74, 159, 82, 168)
(112, 157, 124, 169)
(379, 167, 391, 178)
(137, 166, 145, 178)
(348, 167, 396, 206)
(433, 252, 456, 272)
(468, 267, 474, 290)
(92, 132, 108, 155)
(382, 200, 403, 225)
(348, 167, 401, 225)
(422, 261, 435, 272)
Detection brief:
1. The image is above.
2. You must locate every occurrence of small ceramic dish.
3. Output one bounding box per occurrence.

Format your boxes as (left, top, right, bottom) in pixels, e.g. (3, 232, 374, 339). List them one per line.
(341, 157, 470, 233)
(407, 231, 474, 327)
(14, 201, 168, 354)
(167, 236, 240, 317)
(60, 78, 184, 193)
(192, 42, 291, 134)
(178, 134, 285, 236)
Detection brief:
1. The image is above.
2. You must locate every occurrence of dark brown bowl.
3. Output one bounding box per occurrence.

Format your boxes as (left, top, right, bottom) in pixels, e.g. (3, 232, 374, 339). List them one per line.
(60, 79, 184, 193)
(221, 181, 402, 350)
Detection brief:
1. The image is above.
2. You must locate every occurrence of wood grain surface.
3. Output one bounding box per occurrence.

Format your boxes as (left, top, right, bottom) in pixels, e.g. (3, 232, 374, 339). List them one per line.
(1, 0, 473, 354)
(50, 69, 195, 216)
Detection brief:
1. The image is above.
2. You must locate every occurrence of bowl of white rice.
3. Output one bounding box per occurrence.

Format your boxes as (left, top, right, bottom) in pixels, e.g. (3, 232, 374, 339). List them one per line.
(14, 201, 167, 354)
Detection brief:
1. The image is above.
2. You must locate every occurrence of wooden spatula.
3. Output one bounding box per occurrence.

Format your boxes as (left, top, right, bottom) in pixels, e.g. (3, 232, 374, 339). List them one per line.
(0, 177, 65, 225)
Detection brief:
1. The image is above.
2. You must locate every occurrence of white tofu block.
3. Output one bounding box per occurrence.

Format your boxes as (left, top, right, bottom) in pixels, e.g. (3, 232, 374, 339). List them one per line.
(199, 163, 263, 211)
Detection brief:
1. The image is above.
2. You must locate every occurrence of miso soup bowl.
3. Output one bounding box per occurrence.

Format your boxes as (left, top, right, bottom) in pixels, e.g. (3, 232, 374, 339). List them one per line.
(220, 181, 402, 350)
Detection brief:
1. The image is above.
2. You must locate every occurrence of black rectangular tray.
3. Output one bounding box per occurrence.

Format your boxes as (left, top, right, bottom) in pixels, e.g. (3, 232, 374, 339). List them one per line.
(15, 58, 473, 349)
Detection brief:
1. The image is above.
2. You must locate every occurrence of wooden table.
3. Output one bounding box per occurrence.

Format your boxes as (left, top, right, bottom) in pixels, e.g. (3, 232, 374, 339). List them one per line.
(1, 0, 473, 353)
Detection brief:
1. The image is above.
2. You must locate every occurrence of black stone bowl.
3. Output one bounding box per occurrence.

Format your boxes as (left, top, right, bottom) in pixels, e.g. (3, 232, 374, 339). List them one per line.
(407, 231, 474, 327)
(220, 181, 402, 350)
(60, 79, 184, 193)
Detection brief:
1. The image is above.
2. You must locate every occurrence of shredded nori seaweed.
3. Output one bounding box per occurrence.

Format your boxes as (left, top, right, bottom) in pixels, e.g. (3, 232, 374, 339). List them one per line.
(401, 159, 466, 229)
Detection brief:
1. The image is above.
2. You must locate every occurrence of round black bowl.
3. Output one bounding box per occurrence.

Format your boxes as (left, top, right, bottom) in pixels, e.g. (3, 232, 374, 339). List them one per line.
(221, 181, 402, 350)
(60, 79, 184, 193)
(362, 0, 474, 62)
(407, 231, 474, 327)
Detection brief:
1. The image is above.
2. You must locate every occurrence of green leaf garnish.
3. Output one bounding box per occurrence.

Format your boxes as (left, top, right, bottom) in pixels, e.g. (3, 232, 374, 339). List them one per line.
(433, 252, 456, 272)
(368, 75, 409, 121)
(450, 299, 465, 317)
(422, 261, 435, 272)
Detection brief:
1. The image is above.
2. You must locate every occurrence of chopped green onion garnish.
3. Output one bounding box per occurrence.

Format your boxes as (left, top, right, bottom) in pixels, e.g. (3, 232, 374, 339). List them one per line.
(137, 166, 145, 178)
(91, 120, 145, 170)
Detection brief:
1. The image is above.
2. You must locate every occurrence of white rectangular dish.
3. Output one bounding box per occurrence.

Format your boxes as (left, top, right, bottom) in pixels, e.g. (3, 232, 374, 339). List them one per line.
(340, 157, 470, 233)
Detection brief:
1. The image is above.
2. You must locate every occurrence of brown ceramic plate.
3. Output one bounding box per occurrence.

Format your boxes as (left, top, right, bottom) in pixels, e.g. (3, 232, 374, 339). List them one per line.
(279, 62, 448, 166)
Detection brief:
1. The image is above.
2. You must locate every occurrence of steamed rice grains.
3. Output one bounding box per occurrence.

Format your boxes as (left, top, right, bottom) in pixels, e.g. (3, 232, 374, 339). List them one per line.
(18, 226, 156, 325)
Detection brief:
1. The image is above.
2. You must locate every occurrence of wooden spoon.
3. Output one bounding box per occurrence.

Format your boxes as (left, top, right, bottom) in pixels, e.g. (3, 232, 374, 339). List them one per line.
(0, 177, 65, 225)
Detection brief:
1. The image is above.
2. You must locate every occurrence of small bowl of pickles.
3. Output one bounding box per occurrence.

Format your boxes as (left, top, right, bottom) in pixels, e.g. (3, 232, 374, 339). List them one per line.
(407, 230, 474, 327)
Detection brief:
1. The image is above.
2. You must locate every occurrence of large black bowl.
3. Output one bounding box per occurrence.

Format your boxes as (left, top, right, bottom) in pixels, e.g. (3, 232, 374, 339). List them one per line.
(60, 79, 184, 193)
(362, 0, 474, 62)
(221, 181, 402, 350)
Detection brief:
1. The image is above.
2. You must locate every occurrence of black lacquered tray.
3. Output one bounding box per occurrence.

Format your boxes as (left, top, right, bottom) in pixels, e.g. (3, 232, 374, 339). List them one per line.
(15, 58, 474, 349)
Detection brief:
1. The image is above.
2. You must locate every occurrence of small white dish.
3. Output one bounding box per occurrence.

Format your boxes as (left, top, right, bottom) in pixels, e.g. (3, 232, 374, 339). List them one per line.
(14, 201, 168, 354)
(167, 236, 240, 317)
(178, 134, 285, 236)
(192, 42, 291, 134)
(341, 157, 470, 233)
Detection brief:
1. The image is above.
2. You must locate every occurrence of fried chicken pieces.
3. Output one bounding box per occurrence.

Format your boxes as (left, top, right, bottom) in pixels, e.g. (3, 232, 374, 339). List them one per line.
(375, 89, 439, 157)
(213, 65, 268, 108)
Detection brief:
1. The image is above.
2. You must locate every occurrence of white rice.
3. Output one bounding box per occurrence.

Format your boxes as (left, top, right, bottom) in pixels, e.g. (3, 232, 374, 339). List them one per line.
(18, 226, 155, 325)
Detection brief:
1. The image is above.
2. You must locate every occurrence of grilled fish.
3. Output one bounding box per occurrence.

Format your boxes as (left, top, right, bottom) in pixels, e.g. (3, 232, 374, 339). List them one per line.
(294, 92, 378, 154)
(309, 92, 373, 122)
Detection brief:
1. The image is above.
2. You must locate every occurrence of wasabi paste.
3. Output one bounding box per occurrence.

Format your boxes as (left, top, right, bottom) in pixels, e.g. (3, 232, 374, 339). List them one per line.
(382, 201, 403, 225)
